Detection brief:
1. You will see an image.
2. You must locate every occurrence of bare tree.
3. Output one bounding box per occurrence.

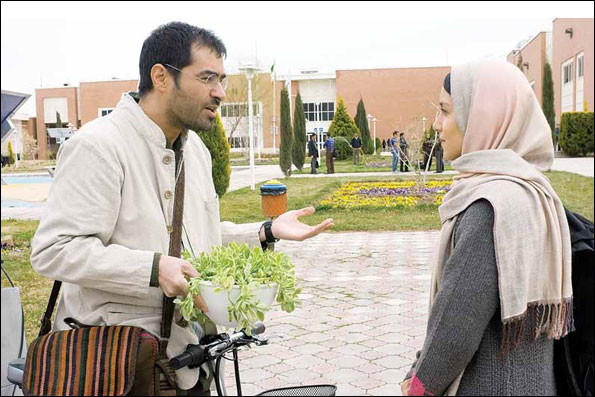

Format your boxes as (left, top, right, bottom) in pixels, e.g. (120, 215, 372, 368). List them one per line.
(23, 132, 39, 160)
(223, 73, 269, 144)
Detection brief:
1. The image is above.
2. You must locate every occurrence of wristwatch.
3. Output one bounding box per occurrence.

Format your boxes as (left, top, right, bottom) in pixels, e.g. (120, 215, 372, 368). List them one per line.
(263, 220, 279, 244)
(260, 220, 279, 250)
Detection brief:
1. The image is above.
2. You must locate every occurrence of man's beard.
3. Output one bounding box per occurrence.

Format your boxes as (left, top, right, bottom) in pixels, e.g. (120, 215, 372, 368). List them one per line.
(169, 97, 215, 133)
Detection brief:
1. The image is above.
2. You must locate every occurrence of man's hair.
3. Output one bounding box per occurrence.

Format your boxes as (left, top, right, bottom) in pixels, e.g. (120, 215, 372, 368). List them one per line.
(400, 132, 405, 137)
(393, 131, 398, 136)
(138, 22, 227, 96)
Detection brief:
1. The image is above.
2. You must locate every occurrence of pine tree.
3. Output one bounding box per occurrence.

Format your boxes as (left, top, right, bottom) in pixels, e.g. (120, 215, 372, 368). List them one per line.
(279, 87, 293, 176)
(292, 93, 307, 171)
(55, 111, 63, 128)
(542, 62, 556, 142)
(354, 99, 373, 154)
(328, 97, 359, 139)
(195, 113, 231, 197)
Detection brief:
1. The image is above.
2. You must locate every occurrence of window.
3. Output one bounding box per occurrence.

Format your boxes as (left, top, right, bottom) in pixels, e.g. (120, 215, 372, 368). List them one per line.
(302, 102, 335, 122)
(563, 62, 573, 85)
(577, 54, 584, 78)
(220, 103, 260, 118)
(98, 108, 114, 118)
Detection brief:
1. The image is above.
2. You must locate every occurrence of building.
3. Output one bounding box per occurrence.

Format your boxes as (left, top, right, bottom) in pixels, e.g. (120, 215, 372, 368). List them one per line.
(507, 18, 593, 133)
(552, 18, 593, 124)
(32, 65, 450, 159)
(507, 31, 553, 107)
(275, 66, 450, 154)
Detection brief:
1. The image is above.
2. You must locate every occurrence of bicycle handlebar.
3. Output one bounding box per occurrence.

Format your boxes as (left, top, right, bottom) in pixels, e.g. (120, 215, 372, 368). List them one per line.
(170, 323, 266, 370)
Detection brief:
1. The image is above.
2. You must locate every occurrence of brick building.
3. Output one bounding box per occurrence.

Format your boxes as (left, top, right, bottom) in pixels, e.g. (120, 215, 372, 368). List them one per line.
(33, 66, 449, 159)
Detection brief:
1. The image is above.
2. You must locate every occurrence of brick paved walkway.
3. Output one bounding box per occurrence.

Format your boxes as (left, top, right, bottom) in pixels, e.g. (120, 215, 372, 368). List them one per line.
(218, 231, 439, 396)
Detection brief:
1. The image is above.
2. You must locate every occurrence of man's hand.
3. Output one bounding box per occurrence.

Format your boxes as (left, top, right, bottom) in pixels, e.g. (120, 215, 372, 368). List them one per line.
(261, 207, 333, 242)
(158, 255, 208, 313)
(401, 379, 411, 396)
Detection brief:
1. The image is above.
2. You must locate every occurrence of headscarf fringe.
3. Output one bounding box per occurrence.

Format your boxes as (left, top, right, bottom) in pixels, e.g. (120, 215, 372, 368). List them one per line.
(498, 297, 575, 358)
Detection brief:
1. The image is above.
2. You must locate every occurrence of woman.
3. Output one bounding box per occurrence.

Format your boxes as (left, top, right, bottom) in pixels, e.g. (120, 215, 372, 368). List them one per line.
(401, 60, 573, 396)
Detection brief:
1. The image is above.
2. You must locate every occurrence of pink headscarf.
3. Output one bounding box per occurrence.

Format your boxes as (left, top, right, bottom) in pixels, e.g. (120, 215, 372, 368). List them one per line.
(453, 60, 554, 170)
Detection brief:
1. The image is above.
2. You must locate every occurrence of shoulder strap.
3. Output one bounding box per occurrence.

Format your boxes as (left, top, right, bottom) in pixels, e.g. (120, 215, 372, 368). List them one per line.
(160, 158, 185, 355)
(38, 280, 62, 337)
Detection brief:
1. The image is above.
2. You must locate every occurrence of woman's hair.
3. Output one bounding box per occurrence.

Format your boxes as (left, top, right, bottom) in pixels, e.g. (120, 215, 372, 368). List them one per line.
(443, 73, 451, 95)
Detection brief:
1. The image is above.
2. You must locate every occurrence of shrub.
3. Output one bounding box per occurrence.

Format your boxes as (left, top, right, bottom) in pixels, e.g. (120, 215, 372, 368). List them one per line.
(334, 136, 352, 160)
(7, 141, 16, 165)
(559, 112, 594, 157)
(375, 137, 382, 154)
(328, 97, 359, 139)
(195, 113, 231, 197)
(279, 87, 293, 176)
(292, 93, 307, 171)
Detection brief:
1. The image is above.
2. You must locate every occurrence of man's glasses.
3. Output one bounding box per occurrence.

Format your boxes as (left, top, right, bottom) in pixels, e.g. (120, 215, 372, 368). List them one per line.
(164, 64, 228, 91)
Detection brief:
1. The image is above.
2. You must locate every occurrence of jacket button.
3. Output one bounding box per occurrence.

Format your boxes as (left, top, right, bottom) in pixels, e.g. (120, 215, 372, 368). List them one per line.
(164, 191, 173, 200)
(163, 155, 172, 165)
(167, 225, 174, 234)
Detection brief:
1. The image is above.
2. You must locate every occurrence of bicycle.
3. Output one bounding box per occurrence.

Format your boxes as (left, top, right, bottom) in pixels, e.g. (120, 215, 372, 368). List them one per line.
(7, 322, 337, 396)
(170, 323, 337, 396)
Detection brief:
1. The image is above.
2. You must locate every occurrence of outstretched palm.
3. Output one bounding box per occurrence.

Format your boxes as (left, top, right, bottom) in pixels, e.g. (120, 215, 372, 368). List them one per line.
(272, 207, 334, 242)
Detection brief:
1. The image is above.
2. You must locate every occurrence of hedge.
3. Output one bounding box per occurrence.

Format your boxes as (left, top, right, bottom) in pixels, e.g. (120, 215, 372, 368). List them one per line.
(559, 112, 594, 157)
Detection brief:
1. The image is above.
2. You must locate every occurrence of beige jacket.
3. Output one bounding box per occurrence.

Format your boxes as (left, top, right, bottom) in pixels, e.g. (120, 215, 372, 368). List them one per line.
(31, 93, 263, 389)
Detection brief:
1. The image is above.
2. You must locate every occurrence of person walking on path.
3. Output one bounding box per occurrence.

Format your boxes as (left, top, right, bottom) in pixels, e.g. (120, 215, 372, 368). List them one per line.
(401, 61, 572, 396)
(323, 135, 336, 174)
(382, 139, 387, 152)
(351, 133, 363, 165)
(422, 135, 433, 171)
(388, 131, 399, 173)
(399, 132, 409, 172)
(308, 134, 319, 174)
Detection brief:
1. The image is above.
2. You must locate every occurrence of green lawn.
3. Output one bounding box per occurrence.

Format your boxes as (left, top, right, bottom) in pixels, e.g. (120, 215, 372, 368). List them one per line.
(2, 170, 592, 343)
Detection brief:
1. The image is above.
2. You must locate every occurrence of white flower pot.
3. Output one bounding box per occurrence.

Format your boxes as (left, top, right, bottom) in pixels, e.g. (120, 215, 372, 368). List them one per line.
(198, 281, 279, 329)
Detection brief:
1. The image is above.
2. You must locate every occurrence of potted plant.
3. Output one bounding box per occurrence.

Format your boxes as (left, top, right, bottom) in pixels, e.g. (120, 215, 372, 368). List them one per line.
(176, 243, 301, 332)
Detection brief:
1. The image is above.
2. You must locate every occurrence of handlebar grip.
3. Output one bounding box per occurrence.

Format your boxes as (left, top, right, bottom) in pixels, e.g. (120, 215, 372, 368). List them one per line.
(170, 344, 205, 370)
(251, 322, 266, 335)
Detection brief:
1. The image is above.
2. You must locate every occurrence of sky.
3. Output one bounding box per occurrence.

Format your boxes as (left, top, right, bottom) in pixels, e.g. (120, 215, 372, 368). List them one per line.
(1, 1, 592, 117)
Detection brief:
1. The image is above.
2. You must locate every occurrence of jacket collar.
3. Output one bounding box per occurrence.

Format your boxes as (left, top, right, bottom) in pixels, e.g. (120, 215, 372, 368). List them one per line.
(116, 92, 188, 149)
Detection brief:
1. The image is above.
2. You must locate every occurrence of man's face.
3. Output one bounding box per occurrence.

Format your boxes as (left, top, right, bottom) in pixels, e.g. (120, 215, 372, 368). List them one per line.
(166, 45, 226, 132)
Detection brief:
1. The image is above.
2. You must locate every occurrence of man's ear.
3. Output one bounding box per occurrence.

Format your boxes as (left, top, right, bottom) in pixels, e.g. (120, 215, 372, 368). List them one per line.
(151, 64, 170, 93)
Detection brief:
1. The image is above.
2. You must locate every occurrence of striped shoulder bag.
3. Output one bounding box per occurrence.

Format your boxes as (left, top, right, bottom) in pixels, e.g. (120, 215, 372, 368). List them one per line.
(22, 161, 187, 396)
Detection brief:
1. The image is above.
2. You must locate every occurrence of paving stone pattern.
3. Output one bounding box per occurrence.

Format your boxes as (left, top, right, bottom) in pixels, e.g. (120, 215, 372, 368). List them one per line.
(218, 231, 439, 396)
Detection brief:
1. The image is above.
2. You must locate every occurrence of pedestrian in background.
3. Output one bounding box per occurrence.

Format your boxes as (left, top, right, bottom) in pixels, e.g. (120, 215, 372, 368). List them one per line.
(351, 133, 362, 164)
(399, 132, 409, 172)
(389, 131, 400, 173)
(323, 134, 336, 174)
(308, 134, 319, 174)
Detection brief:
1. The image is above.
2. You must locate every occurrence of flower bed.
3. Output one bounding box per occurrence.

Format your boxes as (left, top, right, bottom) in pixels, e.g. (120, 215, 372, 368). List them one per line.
(319, 180, 452, 209)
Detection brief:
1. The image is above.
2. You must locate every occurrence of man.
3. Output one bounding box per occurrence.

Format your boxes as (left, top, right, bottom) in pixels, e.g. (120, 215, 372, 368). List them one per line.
(422, 135, 434, 171)
(435, 135, 444, 173)
(323, 134, 335, 174)
(388, 131, 399, 173)
(308, 134, 319, 174)
(351, 133, 362, 165)
(399, 132, 409, 172)
(30, 22, 333, 395)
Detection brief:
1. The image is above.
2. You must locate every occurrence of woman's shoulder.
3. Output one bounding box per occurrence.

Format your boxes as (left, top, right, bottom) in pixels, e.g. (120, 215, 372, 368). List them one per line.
(455, 199, 495, 241)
